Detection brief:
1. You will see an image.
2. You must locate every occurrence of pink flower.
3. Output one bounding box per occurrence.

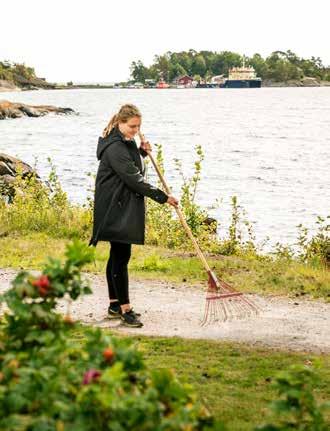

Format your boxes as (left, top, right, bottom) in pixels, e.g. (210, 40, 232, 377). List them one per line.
(82, 369, 101, 385)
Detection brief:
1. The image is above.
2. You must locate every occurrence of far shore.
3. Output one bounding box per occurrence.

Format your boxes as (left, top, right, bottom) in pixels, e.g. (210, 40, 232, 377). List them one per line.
(1, 80, 330, 93)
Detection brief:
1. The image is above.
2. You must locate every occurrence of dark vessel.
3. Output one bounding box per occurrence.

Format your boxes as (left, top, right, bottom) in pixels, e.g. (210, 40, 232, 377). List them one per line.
(221, 62, 262, 88)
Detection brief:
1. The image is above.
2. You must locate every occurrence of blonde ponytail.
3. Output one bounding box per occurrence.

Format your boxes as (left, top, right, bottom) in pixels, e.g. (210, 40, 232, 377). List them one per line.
(102, 104, 141, 138)
(103, 114, 119, 138)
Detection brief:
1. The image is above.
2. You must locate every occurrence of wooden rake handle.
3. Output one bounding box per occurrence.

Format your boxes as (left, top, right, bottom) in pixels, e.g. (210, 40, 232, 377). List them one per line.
(139, 132, 213, 275)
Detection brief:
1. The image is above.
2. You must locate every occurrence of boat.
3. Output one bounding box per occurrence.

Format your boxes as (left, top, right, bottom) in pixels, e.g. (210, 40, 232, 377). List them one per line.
(221, 60, 262, 88)
(156, 78, 170, 89)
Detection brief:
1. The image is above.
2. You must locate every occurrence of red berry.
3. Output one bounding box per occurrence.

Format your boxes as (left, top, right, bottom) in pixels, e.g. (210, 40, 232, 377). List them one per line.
(103, 348, 115, 363)
(39, 275, 51, 288)
(32, 275, 51, 296)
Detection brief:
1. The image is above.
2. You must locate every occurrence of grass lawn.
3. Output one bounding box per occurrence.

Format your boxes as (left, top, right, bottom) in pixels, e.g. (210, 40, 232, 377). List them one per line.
(1, 233, 329, 300)
(71, 326, 330, 431)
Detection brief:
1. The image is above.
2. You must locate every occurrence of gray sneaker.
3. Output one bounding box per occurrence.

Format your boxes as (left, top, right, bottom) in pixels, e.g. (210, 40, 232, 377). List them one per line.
(121, 309, 143, 328)
(108, 304, 121, 320)
(108, 303, 141, 319)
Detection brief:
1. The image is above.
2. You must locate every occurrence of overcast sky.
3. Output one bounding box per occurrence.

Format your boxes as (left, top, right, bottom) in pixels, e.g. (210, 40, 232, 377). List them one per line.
(1, 0, 329, 83)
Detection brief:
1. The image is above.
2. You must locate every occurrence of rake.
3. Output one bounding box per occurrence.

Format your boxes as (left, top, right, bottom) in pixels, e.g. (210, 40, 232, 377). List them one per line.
(138, 132, 259, 325)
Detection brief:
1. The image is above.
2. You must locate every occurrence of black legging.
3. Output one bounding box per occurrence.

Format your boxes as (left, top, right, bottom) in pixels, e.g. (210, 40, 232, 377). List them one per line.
(106, 241, 132, 305)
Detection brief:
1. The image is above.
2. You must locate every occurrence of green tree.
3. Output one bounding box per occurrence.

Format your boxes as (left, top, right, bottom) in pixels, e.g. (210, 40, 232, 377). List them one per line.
(192, 55, 206, 76)
(169, 63, 187, 81)
(175, 52, 193, 74)
(210, 51, 242, 75)
(130, 60, 149, 83)
(247, 53, 268, 78)
(154, 53, 171, 81)
(12, 63, 36, 79)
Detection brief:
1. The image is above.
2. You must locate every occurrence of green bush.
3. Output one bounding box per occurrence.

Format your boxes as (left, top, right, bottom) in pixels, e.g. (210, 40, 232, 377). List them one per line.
(145, 144, 259, 256)
(272, 216, 330, 268)
(296, 216, 330, 267)
(256, 365, 330, 430)
(145, 143, 221, 251)
(0, 239, 221, 430)
(0, 158, 92, 240)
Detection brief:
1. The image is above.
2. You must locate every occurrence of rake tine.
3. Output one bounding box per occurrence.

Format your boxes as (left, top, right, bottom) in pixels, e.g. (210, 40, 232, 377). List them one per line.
(201, 299, 211, 326)
(231, 298, 241, 318)
(202, 286, 260, 324)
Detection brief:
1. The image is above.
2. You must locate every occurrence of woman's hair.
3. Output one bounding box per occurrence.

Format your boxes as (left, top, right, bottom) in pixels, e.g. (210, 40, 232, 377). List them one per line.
(102, 104, 142, 138)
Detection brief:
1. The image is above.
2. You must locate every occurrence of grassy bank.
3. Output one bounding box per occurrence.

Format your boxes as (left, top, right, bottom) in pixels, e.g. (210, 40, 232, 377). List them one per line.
(71, 326, 330, 430)
(1, 233, 329, 300)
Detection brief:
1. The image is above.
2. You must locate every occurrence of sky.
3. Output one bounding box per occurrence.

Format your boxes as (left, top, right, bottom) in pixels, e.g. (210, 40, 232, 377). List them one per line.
(1, 0, 329, 83)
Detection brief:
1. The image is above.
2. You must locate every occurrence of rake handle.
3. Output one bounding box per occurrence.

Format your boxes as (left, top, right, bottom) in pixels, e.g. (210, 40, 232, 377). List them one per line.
(139, 132, 212, 274)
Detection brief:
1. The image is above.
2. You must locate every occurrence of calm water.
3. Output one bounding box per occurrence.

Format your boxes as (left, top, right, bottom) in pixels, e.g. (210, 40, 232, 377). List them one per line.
(1, 88, 330, 251)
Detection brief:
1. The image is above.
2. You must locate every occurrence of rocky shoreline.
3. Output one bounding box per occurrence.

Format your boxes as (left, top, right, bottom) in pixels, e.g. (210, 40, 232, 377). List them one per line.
(263, 77, 330, 87)
(0, 77, 56, 93)
(0, 80, 21, 92)
(0, 100, 75, 120)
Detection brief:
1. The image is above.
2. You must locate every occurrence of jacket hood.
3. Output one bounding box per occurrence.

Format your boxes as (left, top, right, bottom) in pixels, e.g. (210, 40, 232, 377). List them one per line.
(96, 127, 124, 160)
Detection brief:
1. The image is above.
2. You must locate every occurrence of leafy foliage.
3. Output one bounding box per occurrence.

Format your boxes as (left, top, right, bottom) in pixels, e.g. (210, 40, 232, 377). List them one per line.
(272, 216, 330, 268)
(0, 60, 36, 83)
(256, 365, 330, 430)
(0, 240, 221, 430)
(0, 157, 93, 240)
(145, 144, 224, 251)
(296, 216, 330, 267)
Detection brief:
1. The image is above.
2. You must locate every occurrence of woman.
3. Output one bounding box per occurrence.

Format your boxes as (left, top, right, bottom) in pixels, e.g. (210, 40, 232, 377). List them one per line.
(89, 104, 179, 328)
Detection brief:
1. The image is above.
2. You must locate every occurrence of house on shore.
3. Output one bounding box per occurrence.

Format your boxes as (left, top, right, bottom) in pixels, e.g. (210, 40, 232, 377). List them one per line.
(175, 75, 194, 88)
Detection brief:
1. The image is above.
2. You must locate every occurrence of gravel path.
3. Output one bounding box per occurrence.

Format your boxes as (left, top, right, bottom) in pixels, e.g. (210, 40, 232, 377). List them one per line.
(1, 268, 329, 354)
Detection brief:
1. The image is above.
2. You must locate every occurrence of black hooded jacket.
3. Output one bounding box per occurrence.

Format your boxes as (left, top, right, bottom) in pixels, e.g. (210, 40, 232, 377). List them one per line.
(88, 127, 168, 246)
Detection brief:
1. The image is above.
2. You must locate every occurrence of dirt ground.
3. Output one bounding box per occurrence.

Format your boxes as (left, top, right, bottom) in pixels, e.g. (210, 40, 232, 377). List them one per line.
(1, 268, 329, 354)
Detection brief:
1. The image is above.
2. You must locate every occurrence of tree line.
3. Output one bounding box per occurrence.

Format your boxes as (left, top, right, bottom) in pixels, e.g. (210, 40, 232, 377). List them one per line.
(130, 50, 330, 83)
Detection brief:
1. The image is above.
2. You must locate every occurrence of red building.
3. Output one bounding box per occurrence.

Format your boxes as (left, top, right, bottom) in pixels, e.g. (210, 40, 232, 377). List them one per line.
(176, 75, 194, 86)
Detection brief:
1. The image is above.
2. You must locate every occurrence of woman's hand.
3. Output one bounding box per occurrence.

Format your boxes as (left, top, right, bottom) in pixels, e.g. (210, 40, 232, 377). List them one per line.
(166, 195, 179, 207)
(139, 134, 152, 153)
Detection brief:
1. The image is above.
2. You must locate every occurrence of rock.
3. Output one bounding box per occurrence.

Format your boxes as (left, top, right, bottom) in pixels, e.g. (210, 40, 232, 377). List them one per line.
(263, 78, 322, 87)
(0, 153, 37, 178)
(202, 216, 218, 233)
(13, 75, 56, 90)
(0, 153, 40, 201)
(301, 77, 320, 87)
(0, 80, 21, 92)
(0, 100, 75, 120)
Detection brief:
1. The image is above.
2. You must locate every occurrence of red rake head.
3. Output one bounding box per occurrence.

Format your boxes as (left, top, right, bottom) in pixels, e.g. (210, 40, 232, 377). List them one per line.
(201, 270, 259, 326)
